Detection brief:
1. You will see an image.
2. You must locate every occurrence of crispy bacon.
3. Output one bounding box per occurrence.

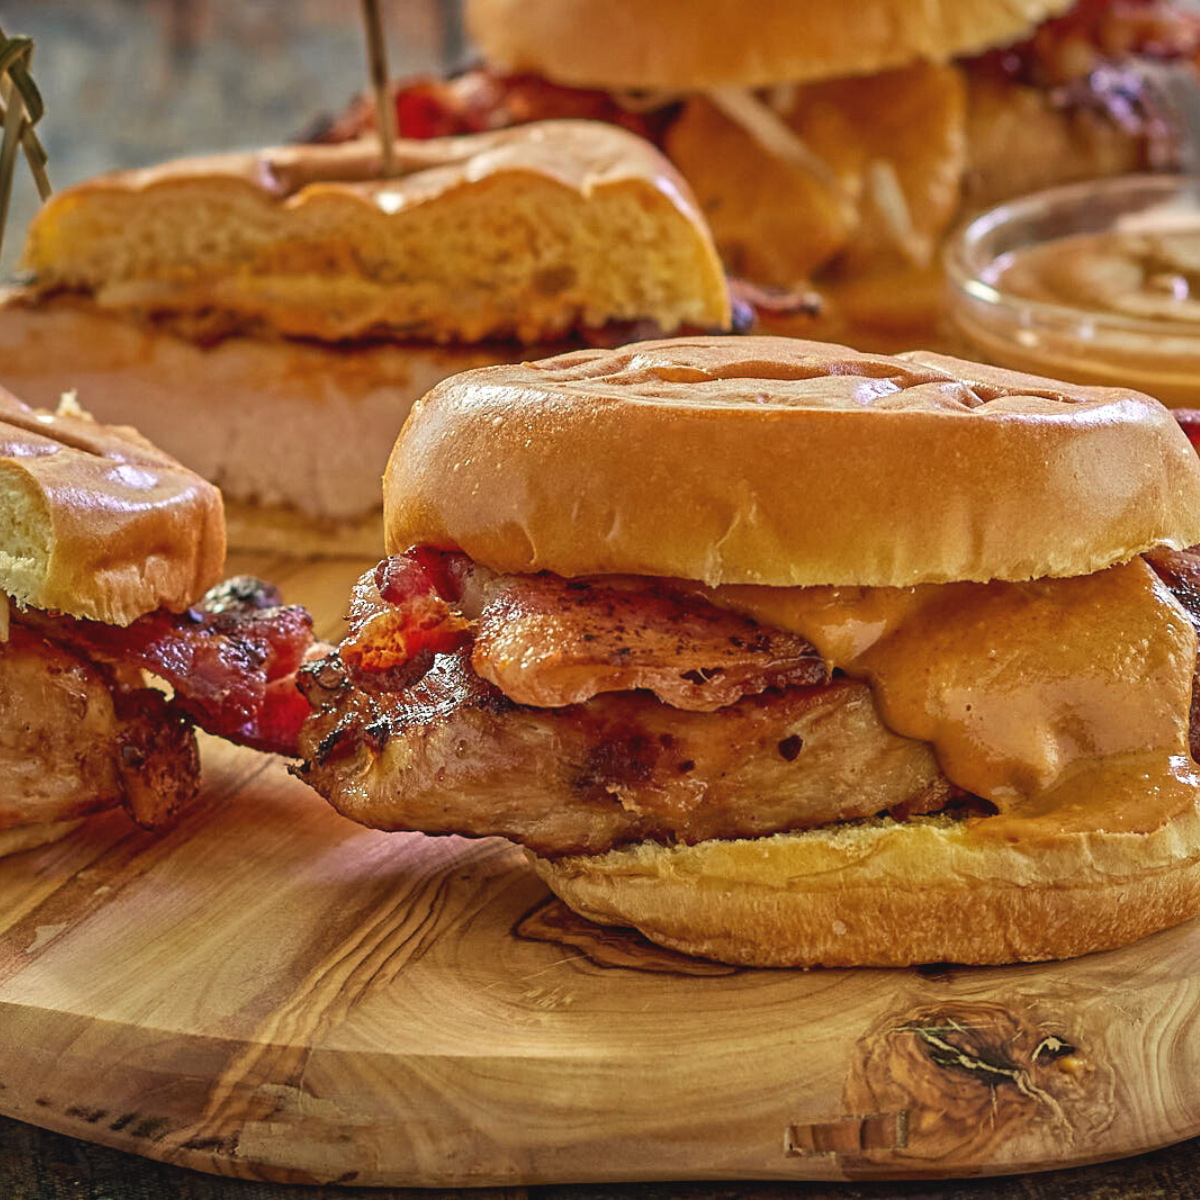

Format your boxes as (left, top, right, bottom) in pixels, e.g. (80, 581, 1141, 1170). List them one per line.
(340, 552, 471, 677)
(1174, 408, 1200, 454)
(308, 68, 673, 147)
(465, 569, 827, 711)
(298, 541, 1200, 855)
(15, 576, 316, 756)
(1147, 544, 1200, 761)
(974, 0, 1200, 87)
(1148, 543, 1200, 616)
(343, 549, 827, 711)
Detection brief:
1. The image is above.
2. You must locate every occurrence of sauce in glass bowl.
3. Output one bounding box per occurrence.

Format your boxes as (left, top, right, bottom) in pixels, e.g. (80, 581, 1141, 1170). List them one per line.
(946, 175, 1200, 408)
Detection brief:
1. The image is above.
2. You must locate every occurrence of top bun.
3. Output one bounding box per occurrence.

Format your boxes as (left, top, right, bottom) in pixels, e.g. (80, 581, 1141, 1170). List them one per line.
(384, 336, 1200, 588)
(466, 0, 1073, 90)
(0, 389, 225, 625)
(21, 121, 729, 345)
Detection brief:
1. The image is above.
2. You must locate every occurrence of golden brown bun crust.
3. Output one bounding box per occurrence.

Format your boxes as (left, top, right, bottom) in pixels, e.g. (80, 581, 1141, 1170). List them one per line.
(22, 122, 729, 345)
(532, 806, 1200, 967)
(466, 0, 1073, 89)
(384, 336, 1200, 588)
(0, 387, 225, 625)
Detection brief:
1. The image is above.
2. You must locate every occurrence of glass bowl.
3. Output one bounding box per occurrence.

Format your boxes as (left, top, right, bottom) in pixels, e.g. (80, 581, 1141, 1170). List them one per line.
(945, 174, 1200, 409)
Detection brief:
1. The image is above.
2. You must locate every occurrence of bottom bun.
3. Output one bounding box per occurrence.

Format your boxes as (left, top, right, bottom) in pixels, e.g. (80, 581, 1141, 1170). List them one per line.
(0, 818, 83, 859)
(531, 807, 1200, 967)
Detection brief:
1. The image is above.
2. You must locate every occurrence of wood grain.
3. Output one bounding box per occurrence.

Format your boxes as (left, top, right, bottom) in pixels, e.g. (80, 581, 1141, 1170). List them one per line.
(2, 555, 1200, 1187)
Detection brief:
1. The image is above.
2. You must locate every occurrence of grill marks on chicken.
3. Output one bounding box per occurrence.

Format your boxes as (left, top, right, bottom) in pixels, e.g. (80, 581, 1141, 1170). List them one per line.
(296, 647, 951, 856)
(297, 550, 953, 854)
(0, 625, 200, 834)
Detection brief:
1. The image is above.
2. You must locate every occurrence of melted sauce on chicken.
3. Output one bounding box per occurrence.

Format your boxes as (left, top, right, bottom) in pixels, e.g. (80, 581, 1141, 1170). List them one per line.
(706, 556, 1200, 838)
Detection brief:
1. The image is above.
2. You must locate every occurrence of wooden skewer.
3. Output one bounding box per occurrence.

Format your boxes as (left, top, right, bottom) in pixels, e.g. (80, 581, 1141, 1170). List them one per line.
(0, 74, 25, 265)
(360, 0, 397, 177)
(0, 25, 51, 265)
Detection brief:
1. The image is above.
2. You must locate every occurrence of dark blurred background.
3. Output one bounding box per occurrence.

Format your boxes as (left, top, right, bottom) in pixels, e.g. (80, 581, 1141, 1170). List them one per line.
(0, 0, 466, 275)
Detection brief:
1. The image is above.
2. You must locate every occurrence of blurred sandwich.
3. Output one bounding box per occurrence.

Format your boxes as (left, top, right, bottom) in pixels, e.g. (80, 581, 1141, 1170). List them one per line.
(0, 120, 729, 553)
(0, 390, 314, 856)
(321, 0, 1200, 345)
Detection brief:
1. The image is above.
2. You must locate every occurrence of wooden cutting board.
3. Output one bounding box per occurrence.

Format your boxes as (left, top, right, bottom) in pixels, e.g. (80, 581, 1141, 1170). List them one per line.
(2, 553, 1200, 1188)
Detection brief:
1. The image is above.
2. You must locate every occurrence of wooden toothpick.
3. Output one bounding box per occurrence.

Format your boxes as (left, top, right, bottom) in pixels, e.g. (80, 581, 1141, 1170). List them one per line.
(360, 0, 398, 177)
(0, 23, 50, 264)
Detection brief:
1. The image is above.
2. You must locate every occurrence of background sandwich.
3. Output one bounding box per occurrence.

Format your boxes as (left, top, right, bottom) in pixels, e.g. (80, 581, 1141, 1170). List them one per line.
(0, 120, 729, 553)
(322, 0, 1200, 346)
(0, 389, 315, 856)
(296, 336, 1200, 967)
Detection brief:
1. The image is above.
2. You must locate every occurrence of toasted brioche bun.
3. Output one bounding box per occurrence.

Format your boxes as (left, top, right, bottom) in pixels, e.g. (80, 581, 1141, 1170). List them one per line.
(466, 0, 1072, 90)
(0, 819, 84, 859)
(532, 804, 1200, 967)
(385, 336, 1200, 588)
(0, 292, 508, 544)
(22, 122, 729, 346)
(0, 385, 224, 625)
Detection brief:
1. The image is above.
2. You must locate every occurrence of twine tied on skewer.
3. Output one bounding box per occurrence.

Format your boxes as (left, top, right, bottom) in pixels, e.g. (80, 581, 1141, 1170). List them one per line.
(359, 0, 398, 177)
(0, 22, 50, 263)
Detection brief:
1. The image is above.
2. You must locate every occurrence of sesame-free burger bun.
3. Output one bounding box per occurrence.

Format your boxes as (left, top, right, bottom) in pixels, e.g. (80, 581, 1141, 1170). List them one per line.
(466, 0, 1074, 91)
(384, 336, 1200, 588)
(531, 804, 1200, 967)
(0, 388, 224, 625)
(21, 123, 730, 346)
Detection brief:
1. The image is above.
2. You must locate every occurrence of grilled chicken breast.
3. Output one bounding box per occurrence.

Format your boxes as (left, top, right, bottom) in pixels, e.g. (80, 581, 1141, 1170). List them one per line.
(298, 546, 1200, 857)
(0, 625, 199, 834)
(296, 644, 951, 856)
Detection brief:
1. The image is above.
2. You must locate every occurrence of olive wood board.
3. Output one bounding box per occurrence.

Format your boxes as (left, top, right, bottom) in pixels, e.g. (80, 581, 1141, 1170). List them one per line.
(1, 552, 1199, 1187)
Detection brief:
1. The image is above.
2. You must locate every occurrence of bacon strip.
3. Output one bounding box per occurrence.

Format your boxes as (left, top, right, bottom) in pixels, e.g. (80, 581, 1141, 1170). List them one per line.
(1147, 543, 1200, 763)
(973, 0, 1200, 88)
(16, 576, 316, 755)
(309, 68, 672, 147)
(1173, 409, 1200, 455)
(343, 549, 827, 711)
(340, 550, 471, 677)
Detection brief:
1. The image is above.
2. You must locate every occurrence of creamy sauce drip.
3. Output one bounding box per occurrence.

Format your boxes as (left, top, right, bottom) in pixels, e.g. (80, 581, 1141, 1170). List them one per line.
(705, 558, 1200, 839)
(992, 228, 1200, 325)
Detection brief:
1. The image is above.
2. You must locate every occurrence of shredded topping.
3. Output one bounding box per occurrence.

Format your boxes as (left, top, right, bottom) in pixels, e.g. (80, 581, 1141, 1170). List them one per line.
(705, 86, 852, 218)
(865, 158, 930, 268)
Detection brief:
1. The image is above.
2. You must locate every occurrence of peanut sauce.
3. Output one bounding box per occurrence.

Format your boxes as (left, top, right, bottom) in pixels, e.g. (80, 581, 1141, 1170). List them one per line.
(705, 557, 1200, 839)
(992, 228, 1200, 326)
(965, 223, 1200, 408)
